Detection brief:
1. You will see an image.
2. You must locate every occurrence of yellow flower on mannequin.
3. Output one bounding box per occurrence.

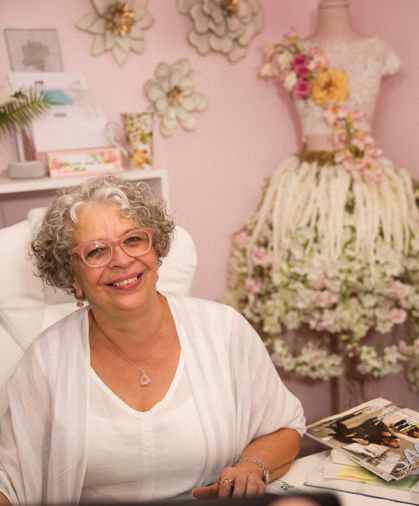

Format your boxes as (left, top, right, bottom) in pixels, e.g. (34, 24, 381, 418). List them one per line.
(76, 0, 153, 67)
(312, 69, 349, 107)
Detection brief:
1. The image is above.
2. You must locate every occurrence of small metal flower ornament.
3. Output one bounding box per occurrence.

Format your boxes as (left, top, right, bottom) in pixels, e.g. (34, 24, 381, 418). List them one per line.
(143, 58, 208, 137)
(76, 0, 153, 67)
(177, 0, 263, 63)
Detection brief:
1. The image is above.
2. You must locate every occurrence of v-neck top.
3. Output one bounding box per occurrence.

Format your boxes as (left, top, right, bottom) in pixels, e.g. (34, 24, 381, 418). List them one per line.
(80, 354, 207, 502)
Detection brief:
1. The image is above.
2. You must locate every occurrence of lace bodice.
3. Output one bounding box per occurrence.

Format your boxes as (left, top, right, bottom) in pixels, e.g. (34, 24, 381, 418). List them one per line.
(294, 37, 400, 142)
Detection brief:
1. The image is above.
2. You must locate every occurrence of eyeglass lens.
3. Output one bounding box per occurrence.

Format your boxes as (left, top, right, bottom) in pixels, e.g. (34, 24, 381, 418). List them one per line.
(82, 230, 151, 267)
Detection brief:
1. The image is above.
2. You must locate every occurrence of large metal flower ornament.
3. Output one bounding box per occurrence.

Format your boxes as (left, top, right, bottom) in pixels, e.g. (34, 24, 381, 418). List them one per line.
(76, 0, 153, 67)
(177, 0, 263, 63)
(143, 58, 207, 137)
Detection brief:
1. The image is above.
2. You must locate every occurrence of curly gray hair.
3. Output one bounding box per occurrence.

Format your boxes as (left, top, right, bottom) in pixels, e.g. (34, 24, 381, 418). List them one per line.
(30, 175, 174, 295)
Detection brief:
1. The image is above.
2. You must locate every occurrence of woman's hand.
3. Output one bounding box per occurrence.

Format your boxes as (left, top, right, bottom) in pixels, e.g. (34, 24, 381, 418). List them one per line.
(0, 492, 11, 505)
(192, 464, 265, 499)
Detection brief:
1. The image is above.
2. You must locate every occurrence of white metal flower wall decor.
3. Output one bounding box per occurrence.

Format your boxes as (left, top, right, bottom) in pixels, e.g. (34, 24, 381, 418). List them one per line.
(76, 0, 153, 67)
(177, 0, 263, 63)
(143, 58, 207, 137)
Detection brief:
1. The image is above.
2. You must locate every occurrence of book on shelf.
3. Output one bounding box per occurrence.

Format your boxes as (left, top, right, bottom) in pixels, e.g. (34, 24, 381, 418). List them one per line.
(304, 450, 419, 505)
(306, 398, 419, 481)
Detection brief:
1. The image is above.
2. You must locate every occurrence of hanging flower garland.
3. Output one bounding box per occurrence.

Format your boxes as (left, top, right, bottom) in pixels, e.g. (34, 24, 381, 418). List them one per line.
(177, 0, 263, 63)
(143, 58, 207, 137)
(76, 0, 153, 67)
(226, 220, 419, 384)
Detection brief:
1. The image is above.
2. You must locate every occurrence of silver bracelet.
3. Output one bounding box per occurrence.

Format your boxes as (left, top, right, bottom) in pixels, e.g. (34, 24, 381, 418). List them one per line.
(237, 457, 270, 484)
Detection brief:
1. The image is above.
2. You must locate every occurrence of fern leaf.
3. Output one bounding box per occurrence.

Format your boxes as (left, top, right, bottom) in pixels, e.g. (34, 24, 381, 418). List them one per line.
(0, 87, 53, 134)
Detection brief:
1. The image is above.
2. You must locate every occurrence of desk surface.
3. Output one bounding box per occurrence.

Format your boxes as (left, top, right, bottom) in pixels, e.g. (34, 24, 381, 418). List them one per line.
(275, 451, 409, 506)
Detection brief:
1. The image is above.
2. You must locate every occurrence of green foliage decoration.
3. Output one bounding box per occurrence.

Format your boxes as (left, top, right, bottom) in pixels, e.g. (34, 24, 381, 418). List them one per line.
(0, 87, 53, 134)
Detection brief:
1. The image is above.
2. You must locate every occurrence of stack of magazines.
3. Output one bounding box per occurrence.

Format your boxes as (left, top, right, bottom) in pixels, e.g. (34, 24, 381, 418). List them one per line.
(305, 398, 419, 504)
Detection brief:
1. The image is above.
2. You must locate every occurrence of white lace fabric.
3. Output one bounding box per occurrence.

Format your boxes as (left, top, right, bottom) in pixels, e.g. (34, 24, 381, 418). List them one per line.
(295, 37, 401, 142)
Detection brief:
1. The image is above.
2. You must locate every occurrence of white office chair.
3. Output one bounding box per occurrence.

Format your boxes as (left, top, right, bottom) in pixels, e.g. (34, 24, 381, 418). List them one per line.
(0, 208, 197, 415)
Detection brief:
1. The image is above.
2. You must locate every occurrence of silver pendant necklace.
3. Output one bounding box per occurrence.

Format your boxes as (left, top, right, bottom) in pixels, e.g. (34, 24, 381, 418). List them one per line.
(90, 313, 163, 387)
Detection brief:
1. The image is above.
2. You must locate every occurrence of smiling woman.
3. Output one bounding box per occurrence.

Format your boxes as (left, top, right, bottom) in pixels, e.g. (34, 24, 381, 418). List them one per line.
(0, 175, 305, 505)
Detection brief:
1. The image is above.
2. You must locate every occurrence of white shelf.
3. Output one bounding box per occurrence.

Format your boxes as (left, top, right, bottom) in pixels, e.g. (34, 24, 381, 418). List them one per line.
(0, 168, 170, 228)
(0, 168, 168, 195)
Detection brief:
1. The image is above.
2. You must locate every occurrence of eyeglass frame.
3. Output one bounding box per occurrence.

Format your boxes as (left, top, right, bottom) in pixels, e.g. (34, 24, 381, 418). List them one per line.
(70, 227, 153, 268)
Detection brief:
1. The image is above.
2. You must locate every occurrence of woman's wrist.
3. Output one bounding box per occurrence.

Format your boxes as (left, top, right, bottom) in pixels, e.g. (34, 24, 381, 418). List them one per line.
(236, 457, 270, 483)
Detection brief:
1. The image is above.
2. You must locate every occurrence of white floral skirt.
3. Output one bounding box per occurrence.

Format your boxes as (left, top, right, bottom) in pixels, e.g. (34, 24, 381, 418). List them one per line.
(225, 155, 419, 385)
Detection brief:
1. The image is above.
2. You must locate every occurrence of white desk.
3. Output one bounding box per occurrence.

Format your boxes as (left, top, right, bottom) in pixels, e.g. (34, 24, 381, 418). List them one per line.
(275, 451, 407, 505)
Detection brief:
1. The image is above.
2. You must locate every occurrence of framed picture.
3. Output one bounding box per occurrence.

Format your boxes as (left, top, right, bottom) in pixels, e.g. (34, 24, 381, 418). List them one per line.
(4, 29, 63, 72)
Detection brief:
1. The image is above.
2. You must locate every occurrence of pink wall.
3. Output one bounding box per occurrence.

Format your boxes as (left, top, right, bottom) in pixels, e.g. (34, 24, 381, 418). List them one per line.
(1, 0, 418, 300)
(1, 0, 418, 420)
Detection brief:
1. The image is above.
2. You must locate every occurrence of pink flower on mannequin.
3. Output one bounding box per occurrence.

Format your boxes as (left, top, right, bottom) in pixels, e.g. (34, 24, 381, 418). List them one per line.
(291, 54, 307, 68)
(295, 65, 309, 78)
(293, 79, 311, 99)
(390, 308, 407, 325)
(308, 47, 327, 71)
(291, 54, 309, 78)
(309, 313, 334, 331)
(251, 246, 272, 266)
(317, 290, 339, 308)
(245, 278, 262, 294)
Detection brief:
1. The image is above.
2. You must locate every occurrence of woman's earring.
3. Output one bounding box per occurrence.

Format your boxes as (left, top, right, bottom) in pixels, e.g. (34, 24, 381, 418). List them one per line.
(75, 294, 85, 308)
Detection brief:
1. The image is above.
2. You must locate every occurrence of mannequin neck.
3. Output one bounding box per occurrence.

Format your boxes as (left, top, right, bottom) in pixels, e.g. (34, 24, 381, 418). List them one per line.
(308, 1, 363, 43)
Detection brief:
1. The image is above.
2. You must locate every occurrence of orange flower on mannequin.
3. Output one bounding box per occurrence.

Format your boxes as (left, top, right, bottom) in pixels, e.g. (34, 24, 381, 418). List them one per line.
(312, 69, 349, 107)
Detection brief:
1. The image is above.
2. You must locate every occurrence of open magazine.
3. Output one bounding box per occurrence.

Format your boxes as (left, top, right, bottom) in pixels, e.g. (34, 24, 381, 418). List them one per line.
(306, 398, 419, 481)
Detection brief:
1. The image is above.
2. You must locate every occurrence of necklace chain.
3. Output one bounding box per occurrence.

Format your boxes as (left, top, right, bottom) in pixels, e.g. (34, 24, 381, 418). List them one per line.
(90, 312, 165, 387)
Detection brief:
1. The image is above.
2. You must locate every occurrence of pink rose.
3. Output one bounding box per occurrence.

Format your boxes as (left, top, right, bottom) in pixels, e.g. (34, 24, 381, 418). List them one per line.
(251, 247, 272, 267)
(390, 308, 407, 324)
(293, 79, 311, 99)
(294, 64, 309, 78)
(317, 290, 339, 308)
(291, 54, 307, 69)
(388, 280, 410, 300)
(245, 278, 262, 294)
(309, 313, 334, 331)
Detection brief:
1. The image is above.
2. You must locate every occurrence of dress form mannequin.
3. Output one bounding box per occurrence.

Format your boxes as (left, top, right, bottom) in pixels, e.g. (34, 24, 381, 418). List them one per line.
(304, 0, 367, 149)
(306, 0, 366, 44)
(226, 0, 419, 413)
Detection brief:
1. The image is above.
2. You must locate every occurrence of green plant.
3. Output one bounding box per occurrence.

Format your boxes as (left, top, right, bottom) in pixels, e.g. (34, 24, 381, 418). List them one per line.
(0, 86, 52, 134)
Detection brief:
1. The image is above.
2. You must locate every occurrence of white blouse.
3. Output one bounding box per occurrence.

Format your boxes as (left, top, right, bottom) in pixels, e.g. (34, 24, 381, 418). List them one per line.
(81, 354, 207, 502)
(0, 295, 305, 504)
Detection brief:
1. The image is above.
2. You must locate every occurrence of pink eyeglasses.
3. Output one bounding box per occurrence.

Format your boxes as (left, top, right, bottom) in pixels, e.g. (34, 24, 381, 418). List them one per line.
(70, 228, 152, 267)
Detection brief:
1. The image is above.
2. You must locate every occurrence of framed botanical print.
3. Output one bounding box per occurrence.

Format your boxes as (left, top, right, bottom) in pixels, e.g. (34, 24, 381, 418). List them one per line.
(4, 29, 63, 72)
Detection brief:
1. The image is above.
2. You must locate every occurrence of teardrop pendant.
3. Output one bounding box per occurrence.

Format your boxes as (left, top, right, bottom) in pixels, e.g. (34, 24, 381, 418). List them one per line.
(139, 370, 151, 386)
